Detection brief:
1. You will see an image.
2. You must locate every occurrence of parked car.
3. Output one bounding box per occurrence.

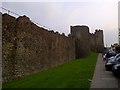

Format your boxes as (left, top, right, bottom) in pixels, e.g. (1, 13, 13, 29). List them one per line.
(112, 64, 120, 77)
(105, 54, 120, 71)
(103, 52, 116, 61)
(106, 53, 120, 62)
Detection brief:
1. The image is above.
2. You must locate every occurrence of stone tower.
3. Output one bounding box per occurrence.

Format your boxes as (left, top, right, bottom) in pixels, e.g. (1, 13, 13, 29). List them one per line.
(70, 25, 104, 58)
(90, 33, 96, 51)
(71, 25, 91, 58)
(95, 29, 104, 52)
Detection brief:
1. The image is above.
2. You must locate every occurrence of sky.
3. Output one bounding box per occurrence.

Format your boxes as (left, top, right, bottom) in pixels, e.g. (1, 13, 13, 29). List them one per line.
(1, 0, 120, 47)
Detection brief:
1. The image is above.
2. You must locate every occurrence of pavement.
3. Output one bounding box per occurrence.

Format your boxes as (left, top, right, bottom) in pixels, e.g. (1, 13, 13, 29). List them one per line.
(90, 53, 120, 89)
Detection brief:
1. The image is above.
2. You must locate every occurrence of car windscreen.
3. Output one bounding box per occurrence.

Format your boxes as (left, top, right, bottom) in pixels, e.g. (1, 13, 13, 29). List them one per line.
(116, 53, 120, 58)
(116, 56, 120, 62)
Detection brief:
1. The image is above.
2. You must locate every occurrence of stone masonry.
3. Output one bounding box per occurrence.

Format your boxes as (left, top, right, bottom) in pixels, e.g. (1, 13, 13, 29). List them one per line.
(2, 14, 104, 83)
(71, 26, 91, 58)
(2, 14, 75, 83)
(71, 25, 104, 58)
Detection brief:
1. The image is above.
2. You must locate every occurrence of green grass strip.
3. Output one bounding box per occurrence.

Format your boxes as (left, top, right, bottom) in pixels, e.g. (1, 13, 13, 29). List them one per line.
(3, 53, 98, 88)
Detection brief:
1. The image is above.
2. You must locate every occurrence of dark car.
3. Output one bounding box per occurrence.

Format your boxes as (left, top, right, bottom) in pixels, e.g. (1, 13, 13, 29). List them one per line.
(112, 64, 120, 77)
(106, 53, 120, 62)
(103, 52, 116, 61)
(106, 52, 116, 58)
(105, 55, 120, 71)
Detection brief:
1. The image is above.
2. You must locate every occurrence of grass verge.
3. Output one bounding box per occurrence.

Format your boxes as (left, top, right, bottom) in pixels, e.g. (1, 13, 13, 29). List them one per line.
(3, 53, 98, 88)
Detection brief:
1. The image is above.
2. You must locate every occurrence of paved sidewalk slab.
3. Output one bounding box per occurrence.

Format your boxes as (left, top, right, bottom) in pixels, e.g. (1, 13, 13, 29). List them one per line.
(90, 54, 119, 88)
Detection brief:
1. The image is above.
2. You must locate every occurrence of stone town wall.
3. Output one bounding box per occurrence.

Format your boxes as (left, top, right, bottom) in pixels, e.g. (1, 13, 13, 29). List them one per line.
(2, 14, 17, 82)
(2, 14, 104, 83)
(70, 25, 104, 58)
(2, 14, 75, 83)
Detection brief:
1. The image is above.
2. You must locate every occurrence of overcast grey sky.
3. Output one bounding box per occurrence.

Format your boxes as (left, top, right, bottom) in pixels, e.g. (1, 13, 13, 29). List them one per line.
(1, 0, 120, 47)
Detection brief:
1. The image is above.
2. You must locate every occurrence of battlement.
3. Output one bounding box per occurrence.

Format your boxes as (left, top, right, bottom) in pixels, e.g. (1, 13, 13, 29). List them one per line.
(95, 29, 103, 33)
(71, 25, 89, 34)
